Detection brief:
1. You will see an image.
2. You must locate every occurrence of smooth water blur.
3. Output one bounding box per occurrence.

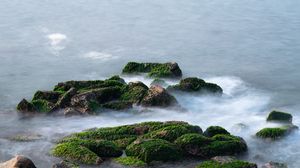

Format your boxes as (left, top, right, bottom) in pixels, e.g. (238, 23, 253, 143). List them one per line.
(0, 0, 300, 167)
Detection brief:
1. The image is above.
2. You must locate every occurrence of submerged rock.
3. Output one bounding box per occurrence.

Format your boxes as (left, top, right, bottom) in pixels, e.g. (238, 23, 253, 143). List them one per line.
(122, 62, 182, 78)
(0, 155, 36, 168)
(267, 111, 293, 123)
(141, 85, 178, 107)
(167, 77, 223, 95)
(51, 121, 248, 165)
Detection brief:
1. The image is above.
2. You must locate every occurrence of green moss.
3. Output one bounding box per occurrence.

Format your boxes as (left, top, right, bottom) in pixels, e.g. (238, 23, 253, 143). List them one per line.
(54, 80, 104, 92)
(114, 157, 146, 167)
(31, 99, 53, 113)
(196, 160, 257, 168)
(108, 75, 126, 84)
(125, 139, 182, 163)
(204, 126, 230, 137)
(51, 142, 102, 165)
(267, 111, 293, 123)
(205, 135, 247, 157)
(113, 137, 137, 149)
(256, 127, 288, 139)
(145, 125, 201, 142)
(175, 133, 211, 156)
(120, 84, 148, 103)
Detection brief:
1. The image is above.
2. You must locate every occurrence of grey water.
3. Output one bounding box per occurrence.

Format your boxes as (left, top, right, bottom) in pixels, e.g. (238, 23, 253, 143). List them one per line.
(0, 0, 300, 167)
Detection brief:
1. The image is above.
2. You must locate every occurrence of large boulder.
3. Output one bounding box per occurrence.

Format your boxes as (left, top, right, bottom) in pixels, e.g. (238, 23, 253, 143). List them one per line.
(267, 111, 293, 123)
(122, 62, 182, 78)
(125, 139, 182, 163)
(0, 155, 36, 168)
(120, 81, 148, 104)
(167, 77, 223, 94)
(141, 85, 178, 107)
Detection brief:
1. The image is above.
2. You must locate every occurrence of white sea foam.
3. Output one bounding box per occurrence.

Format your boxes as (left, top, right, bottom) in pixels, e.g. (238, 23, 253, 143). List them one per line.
(83, 51, 116, 61)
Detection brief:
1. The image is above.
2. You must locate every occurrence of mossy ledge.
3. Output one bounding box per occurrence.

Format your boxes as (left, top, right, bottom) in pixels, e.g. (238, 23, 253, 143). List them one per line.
(122, 62, 182, 78)
(17, 75, 178, 116)
(256, 125, 298, 140)
(52, 121, 248, 165)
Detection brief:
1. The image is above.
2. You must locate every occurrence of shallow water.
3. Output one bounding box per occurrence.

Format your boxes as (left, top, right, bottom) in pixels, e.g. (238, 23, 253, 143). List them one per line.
(0, 0, 300, 167)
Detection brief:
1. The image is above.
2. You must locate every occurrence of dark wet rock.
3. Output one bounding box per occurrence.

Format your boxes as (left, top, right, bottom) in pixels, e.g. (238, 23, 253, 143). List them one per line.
(167, 77, 223, 95)
(31, 99, 55, 113)
(55, 87, 77, 109)
(262, 161, 288, 168)
(267, 111, 293, 123)
(0, 155, 36, 168)
(122, 62, 182, 78)
(256, 125, 298, 140)
(102, 101, 133, 110)
(204, 126, 230, 137)
(32, 90, 62, 104)
(70, 87, 122, 114)
(141, 85, 178, 107)
(17, 99, 36, 113)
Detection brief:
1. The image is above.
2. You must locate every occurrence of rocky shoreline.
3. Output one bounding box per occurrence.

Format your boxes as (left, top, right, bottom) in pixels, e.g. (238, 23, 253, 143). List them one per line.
(4, 62, 297, 168)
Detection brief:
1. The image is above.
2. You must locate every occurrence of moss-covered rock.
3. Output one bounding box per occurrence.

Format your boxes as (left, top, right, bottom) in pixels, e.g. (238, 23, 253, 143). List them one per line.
(125, 139, 182, 163)
(122, 62, 182, 78)
(196, 160, 257, 168)
(175, 133, 212, 157)
(114, 157, 146, 167)
(141, 85, 178, 107)
(167, 77, 223, 95)
(267, 111, 293, 123)
(256, 125, 298, 139)
(31, 99, 54, 113)
(17, 99, 36, 113)
(32, 91, 62, 104)
(120, 82, 148, 104)
(51, 142, 102, 165)
(204, 126, 230, 137)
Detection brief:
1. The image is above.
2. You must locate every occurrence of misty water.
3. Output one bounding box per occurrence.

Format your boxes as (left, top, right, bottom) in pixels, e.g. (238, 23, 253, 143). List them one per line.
(1, 0, 300, 167)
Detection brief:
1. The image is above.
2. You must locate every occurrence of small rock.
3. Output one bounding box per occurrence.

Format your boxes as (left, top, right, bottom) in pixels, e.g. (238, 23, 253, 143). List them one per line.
(0, 155, 36, 168)
(267, 111, 293, 123)
(17, 99, 36, 113)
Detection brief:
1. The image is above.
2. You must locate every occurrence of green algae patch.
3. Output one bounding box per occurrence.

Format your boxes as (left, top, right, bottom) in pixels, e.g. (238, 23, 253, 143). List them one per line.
(255, 125, 298, 139)
(114, 157, 146, 167)
(196, 160, 257, 168)
(31, 99, 53, 113)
